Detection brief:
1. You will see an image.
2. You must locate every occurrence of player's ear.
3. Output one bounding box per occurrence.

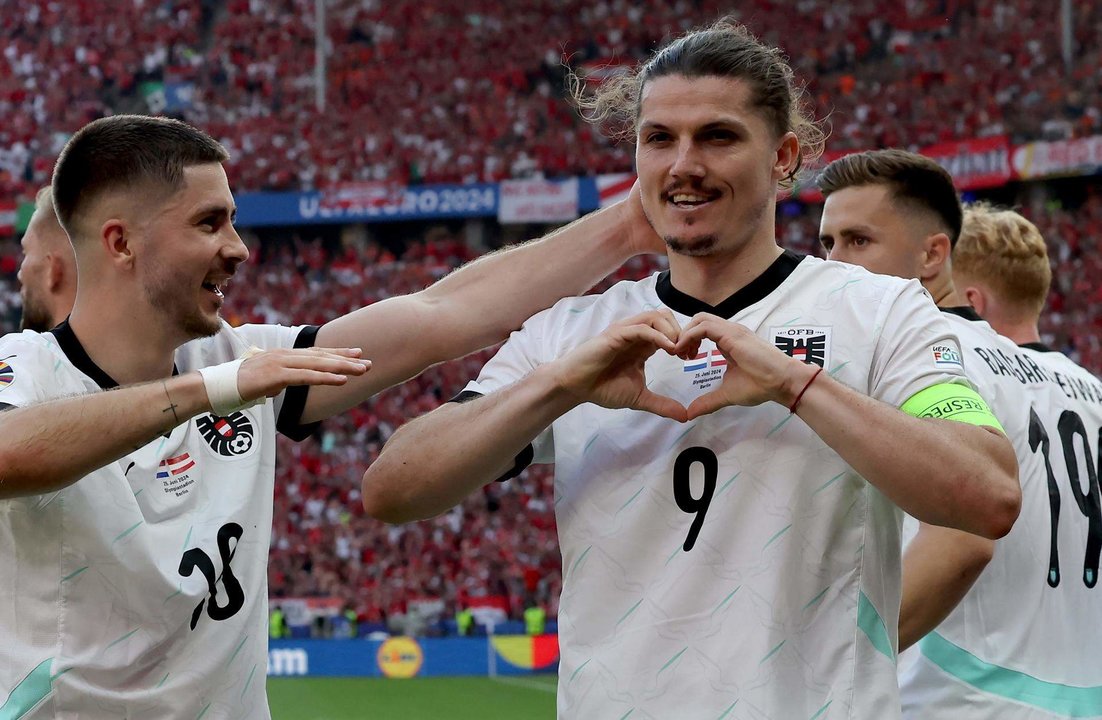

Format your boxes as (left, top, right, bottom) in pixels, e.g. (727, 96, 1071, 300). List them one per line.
(962, 284, 987, 317)
(772, 132, 800, 182)
(920, 232, 951, 281)
(46, 252, 65, 292)
(100, 218, 135, 270)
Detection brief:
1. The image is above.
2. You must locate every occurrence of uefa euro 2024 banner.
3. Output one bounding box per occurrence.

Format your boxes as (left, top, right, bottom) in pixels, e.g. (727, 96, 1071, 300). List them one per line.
(234, 182, 500, 227)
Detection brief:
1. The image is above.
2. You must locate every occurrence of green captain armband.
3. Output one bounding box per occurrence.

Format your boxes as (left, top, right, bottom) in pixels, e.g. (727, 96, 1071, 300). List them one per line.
(899, 383, 1005, 432)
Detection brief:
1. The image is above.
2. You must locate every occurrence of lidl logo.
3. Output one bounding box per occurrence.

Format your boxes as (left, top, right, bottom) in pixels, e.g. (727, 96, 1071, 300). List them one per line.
(377, 636, 423, 679)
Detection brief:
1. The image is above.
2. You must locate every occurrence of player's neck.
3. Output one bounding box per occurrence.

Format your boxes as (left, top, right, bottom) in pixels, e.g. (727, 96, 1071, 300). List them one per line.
(991, 319, 1042, 346)
(68, 292, 181, 385)
(926, 275, 966, 309)
(666, 241, 785, 308)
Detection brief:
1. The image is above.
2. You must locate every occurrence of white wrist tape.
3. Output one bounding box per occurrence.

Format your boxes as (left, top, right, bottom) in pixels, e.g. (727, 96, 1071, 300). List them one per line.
(198, 348, 264, 416)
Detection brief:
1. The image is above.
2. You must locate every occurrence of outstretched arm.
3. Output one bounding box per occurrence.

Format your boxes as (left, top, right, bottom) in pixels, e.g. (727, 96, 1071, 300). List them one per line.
(361, 311, 685, 523)
(302, 189, 663, 423)
(899, 523, 994, 650)
(0, 347, 369, 499)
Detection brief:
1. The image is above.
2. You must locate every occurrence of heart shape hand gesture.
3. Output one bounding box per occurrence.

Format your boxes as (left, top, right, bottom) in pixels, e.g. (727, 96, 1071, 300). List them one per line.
(674, 313, 819, 420)
(549, 310, 819, 422)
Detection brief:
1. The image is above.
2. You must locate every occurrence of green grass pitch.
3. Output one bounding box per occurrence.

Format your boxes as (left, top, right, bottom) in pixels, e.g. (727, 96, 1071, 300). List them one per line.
(268, 675, 557, 719)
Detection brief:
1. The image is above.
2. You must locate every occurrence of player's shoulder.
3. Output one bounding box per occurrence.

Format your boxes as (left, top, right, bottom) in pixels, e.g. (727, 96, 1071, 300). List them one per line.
(180, 320, 311, 369)
(939, 308, 1005, 346)
(176, 321, 259, 371)
(0, 329, 68, 368)
(800, 257, 933, 320)
(803, 255, 923, 297)
(524, 273, 662, 332)
(1027, 345, 1101, 383)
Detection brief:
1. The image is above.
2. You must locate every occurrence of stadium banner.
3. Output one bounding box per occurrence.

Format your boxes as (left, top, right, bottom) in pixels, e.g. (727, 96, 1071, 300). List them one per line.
(16, 201, 34, 234)
(922, 135, 1014, 190)
(267, 636, 559, 678)
(595, 173, 635, 208)
(234, 183, 498, 227)
(0, 200, 16, 235)
(1012, 135, 1102, 180)
(498, 178, 579, 224)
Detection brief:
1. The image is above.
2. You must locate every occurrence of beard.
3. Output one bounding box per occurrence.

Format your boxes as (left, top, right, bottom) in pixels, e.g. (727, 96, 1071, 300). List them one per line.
(19, 290, 56, 333)
(141, 259, 223, 339)
(665, 234, 719, 257)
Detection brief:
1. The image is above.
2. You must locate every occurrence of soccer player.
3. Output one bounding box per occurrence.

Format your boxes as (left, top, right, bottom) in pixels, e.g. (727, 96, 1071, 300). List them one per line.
(361, 22, 1019, 718)
(0, 114, 666, 719)
(952, 204, 1102, 719)
(16, 187, 76, 332)
(819, 151, 1100, 718)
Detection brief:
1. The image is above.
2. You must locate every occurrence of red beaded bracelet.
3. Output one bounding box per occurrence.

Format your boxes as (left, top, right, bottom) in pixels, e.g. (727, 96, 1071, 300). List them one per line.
(788, 365, 823, 414)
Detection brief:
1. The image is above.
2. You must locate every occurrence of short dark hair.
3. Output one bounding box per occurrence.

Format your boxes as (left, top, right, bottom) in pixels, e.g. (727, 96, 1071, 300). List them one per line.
(52, 115, 229, 238)
(818, 149, 963, 246)
(572, 19, 824, 187)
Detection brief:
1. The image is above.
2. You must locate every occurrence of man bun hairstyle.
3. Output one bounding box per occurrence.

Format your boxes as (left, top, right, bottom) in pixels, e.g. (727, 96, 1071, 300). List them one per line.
(571, 18, 825, 187)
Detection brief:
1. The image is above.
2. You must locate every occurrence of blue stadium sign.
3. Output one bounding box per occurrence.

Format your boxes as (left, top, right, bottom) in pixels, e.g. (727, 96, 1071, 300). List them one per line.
(234, 184, 499, 227)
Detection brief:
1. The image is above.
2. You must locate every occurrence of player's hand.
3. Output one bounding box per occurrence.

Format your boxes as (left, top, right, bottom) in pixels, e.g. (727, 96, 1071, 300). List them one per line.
(548, 310, 687, 422)
(674, 313, 818, 419)
(237, 347, 371, 401)
(618, 181, 667, 256)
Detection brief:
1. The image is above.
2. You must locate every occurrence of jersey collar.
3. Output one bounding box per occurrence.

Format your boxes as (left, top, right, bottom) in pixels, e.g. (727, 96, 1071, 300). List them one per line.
(50, 320, 120, 389)
(656, 249, 804, 319)
(939, 305, 984, 322)
(49, 319, 179, 390)
(1020, 341, 1055, 353)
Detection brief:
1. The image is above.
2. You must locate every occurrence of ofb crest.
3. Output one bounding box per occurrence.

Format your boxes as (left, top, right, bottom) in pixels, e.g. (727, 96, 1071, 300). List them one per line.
(771, 326, 832, 368)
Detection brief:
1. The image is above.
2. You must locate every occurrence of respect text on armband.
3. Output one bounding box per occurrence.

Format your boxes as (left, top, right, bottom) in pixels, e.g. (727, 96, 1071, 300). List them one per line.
(917, 396, 992, 420)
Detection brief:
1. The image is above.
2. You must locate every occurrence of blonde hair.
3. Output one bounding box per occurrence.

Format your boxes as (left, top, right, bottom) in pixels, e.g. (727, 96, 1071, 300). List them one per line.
(34, 185, 54, 214)
(569, 19, 824, 188)
(955, 202, 1051, 317)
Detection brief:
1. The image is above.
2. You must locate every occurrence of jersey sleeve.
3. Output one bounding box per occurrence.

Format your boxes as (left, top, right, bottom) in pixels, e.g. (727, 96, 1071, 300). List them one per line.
(459, 309, 556, 466)
(0, 336, 62, 410)
(868, 281, 972, 408)
(232, 323, 321, 441)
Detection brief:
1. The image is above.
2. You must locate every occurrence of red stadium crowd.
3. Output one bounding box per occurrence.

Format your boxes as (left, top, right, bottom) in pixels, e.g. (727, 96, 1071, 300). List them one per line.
(0, 185, 1097, 629)
(1, 0, 1100, 634)
(2, 0, 1101, 198)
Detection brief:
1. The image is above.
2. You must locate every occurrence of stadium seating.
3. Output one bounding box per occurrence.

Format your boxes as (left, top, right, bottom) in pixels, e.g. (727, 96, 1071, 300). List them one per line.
(2, 0, 1101, 197)
(1, 0, 1100, 634)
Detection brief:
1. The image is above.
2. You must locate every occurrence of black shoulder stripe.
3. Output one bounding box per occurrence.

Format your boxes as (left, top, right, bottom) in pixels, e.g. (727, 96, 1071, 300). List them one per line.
(497, 444, 535, 483)
(446, 389, 534, 482)
(276, 325, 323, 441)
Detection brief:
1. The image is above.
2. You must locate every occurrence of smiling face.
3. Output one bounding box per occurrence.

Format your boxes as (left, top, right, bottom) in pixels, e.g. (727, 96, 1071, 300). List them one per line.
(635, 74, 797, 259)
(819, 183, 930, 280)
(136, 163, 248, 338)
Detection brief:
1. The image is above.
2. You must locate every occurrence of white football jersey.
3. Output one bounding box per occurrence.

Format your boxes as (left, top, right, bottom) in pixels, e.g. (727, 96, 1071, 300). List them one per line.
(0, 320, 318, 719)
(900, 313, 1102, 720)
(464, 252, 972, 719)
